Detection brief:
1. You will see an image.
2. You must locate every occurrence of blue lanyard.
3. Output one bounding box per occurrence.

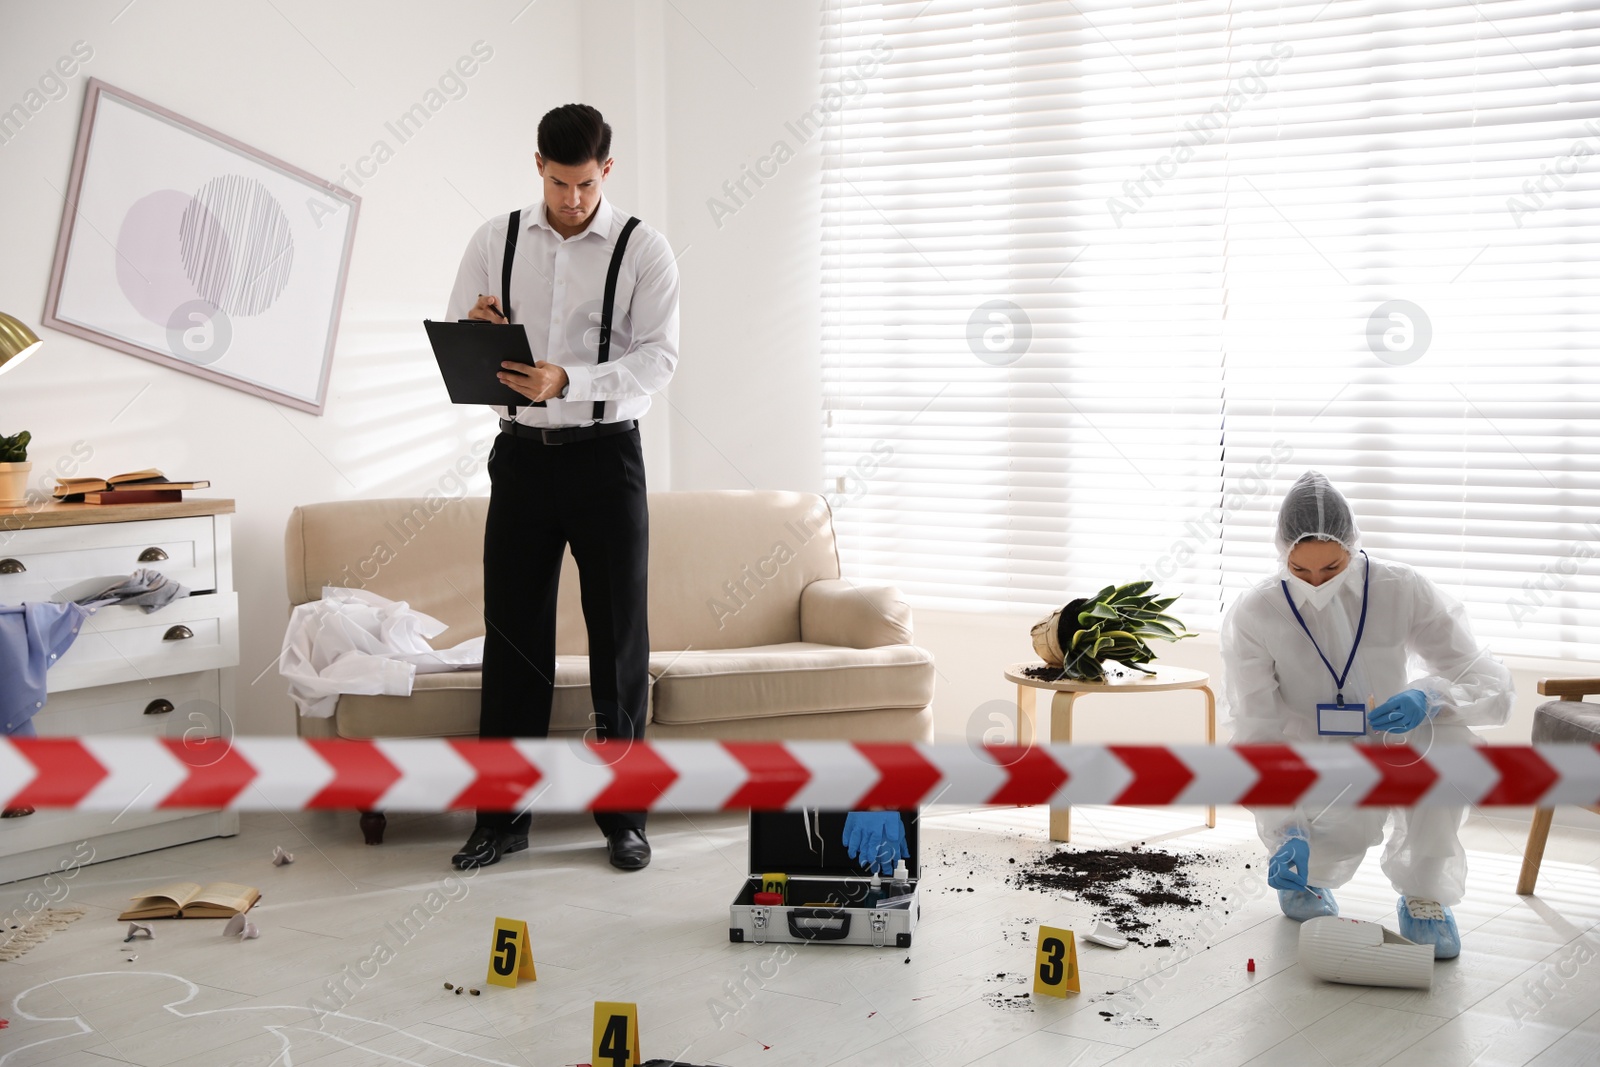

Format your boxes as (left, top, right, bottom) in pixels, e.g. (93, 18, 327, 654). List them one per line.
(1280, 550, 1370, 704)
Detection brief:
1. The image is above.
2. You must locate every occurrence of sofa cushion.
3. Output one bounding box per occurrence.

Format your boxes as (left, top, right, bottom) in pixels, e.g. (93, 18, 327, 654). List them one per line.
(330, 644, 937, 737)
(285, 490, 844, 657)
(332, 658, 613, 740)
(1532, 700, 1600, 744)
(649, 705, 934, 741)
(648, 642, 936, 725)
(285, 497, 495, 653)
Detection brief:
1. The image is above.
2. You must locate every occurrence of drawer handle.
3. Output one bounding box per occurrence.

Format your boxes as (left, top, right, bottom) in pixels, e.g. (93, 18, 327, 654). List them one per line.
(139, 547, 169, 562)
(0, 558, 23, 574)
(163, 625, 194, 641)
(144, 699, 175, 716)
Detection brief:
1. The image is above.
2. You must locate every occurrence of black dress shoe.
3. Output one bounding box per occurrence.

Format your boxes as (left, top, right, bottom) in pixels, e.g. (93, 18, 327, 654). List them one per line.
(606, 828, 651, 870)
(451, 825, 528, 870)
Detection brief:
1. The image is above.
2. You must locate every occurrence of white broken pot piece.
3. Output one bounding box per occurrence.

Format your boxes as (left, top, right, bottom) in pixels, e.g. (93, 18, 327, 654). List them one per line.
(1298, 916, 1433, 990)
(224, 914, 260, 939)
(1084, 919, 1129, 949)
(272, 846, 294, 866)
(124, 922, 155, 942)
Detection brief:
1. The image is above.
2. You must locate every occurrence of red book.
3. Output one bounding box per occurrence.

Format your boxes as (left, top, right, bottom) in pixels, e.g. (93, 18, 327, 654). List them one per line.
(83, 489, 183, 505)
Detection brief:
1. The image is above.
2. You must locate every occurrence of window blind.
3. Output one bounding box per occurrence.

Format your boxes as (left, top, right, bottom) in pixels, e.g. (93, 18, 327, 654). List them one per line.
(821, 0, 1600, 657)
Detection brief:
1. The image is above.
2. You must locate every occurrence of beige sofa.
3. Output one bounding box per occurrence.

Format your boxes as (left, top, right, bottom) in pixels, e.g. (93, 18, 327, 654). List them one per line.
(285, 490, 935, 839)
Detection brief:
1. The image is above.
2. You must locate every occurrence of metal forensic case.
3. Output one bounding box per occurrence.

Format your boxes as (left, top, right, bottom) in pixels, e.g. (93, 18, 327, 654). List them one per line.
(729, 810, 921, 949)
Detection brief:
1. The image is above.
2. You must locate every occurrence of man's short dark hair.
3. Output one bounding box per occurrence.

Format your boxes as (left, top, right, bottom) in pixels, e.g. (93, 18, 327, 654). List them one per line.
(538, 104, 612, 166)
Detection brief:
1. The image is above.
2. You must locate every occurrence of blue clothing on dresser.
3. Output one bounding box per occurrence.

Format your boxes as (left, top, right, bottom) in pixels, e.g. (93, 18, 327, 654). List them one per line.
(1, 602, 95, 735)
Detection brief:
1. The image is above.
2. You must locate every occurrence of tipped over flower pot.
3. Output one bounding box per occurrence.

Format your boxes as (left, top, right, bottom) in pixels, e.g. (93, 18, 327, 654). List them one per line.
(0, 430, 31, 507)
(1030, 580, 1193, 683)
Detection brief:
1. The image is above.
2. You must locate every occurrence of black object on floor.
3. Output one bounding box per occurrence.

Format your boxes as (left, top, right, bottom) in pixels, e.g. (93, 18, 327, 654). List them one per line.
(451, 825, 529, 870)
(608, 828, 651, 870)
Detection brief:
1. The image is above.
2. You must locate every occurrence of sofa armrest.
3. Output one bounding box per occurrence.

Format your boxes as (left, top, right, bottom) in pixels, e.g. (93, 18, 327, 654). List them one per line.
(801, 578, 914, 649)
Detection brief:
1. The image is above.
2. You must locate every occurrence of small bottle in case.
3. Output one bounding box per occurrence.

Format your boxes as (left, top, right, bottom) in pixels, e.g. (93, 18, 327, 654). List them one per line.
(864, 872, 884, 907)
(890, 859, 911, 896)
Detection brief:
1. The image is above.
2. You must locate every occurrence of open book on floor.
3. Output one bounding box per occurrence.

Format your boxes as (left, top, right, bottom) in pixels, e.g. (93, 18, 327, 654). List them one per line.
(118, 881, 260, 920)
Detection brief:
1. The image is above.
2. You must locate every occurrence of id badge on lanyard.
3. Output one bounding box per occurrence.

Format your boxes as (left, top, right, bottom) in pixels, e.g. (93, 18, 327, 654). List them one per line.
(1315, 702, 1367, 736)
(1282, 552, 1372, 738)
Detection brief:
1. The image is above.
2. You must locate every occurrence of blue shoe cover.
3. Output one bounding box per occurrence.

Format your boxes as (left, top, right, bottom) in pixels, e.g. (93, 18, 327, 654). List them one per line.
(1397, 897, 1460, 960)
(1277, 886, 1338, 921)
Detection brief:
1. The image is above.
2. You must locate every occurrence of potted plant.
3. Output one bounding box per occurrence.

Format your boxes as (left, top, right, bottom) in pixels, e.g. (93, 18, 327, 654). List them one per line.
(0, 430, 31, 506)
(1029, 580, 1193, 683)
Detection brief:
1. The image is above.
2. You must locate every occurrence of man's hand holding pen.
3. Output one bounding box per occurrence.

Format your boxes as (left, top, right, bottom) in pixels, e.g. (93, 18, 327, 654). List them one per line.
(470, 294, 568, 403)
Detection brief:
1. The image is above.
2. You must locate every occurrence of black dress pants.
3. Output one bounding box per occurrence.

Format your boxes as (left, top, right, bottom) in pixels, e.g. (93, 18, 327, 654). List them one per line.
(477, 425, 650, 837)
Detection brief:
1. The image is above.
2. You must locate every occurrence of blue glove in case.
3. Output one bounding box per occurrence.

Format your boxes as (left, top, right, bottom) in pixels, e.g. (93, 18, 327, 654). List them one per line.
(731, 809, 921, 949)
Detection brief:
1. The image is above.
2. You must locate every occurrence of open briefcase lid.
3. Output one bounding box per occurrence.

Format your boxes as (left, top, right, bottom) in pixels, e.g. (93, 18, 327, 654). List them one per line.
(747, 810, 920, 879)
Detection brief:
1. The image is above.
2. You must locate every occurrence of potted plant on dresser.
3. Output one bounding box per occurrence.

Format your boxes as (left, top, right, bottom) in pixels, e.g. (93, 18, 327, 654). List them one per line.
(0, 430, 30, 506)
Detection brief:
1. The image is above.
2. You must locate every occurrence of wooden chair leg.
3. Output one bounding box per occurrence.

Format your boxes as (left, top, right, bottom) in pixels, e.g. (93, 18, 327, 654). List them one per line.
(1016, 684, 1037, 748)
(1517, 808, 1555, 896)
(359, 810, 387, 845)
(1049, 690, 1075, 843)
(1202, 684, 1217, 829)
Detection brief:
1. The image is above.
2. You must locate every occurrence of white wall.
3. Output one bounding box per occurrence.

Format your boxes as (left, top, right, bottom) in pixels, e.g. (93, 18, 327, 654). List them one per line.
(0, 0, 586, 734)
(658, 0, 824, 493)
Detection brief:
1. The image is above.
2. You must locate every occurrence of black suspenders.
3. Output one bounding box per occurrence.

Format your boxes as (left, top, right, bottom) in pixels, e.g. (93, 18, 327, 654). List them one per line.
(501, 210, 521, 416)
(500, 209, 641, 424)
(595, 216, 641, 423)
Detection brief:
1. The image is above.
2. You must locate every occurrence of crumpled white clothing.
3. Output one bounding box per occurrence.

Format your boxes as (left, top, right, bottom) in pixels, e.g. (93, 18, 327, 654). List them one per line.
(280, 587, 484, 718)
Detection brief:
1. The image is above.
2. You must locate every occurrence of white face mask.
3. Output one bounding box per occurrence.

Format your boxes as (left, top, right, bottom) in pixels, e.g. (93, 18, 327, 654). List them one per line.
(1283, 559, 1355, 610)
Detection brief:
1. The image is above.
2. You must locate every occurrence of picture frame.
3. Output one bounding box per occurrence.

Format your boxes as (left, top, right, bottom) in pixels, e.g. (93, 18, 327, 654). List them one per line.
(42, 78, 359, 415)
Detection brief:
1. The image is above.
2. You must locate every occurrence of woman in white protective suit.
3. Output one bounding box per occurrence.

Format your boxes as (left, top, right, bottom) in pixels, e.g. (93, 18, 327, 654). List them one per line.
(1221, 471, 1513, 959)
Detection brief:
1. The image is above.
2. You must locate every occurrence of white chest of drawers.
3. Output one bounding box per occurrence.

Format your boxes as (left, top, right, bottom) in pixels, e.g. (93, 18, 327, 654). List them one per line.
(0, 499, 240, 885)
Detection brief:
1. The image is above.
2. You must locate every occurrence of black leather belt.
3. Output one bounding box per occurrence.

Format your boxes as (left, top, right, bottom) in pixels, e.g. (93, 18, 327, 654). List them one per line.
(499, 418, 636, 445)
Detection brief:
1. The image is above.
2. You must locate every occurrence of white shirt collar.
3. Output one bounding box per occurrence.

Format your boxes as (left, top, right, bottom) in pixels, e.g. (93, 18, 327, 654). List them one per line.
(523, 196, 615, 242)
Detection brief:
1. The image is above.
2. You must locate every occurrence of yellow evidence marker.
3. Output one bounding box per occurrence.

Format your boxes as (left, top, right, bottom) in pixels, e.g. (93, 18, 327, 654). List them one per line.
(486, 917, 536, 988)
(592, 1001, 642, 1067)
(761, 872, 788, 901)
(1033, 924, 1080, 998)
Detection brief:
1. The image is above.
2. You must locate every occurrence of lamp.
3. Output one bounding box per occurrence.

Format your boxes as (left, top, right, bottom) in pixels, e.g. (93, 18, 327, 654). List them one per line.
(0, 312, 43, 377)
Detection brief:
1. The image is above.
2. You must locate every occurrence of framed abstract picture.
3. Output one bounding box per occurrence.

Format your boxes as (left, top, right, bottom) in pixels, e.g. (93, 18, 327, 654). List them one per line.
(43, 79, 359, 415)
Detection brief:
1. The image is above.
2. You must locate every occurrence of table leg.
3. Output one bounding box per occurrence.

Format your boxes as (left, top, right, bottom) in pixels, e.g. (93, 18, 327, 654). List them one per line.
(1016, 684, 1037, 748)
(1201, 684, 1217, 829)
(1049, 690, 1075, 843)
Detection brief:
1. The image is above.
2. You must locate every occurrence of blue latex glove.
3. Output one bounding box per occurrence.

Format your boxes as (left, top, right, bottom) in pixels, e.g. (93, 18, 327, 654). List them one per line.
(1368, 689, 1430, 734)
(1267, 836, 1310, 892)
(842, 811, 908, 875)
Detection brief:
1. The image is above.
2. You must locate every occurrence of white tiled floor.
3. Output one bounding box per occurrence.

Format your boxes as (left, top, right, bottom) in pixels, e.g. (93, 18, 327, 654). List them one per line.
(1, 802, 1597, 1066)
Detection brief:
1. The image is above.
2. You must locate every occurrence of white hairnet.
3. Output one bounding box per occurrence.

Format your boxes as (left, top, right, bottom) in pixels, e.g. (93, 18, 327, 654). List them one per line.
(1275, 471, 1361, 558)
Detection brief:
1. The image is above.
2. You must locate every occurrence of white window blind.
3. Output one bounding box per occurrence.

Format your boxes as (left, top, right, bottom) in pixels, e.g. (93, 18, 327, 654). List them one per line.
(821, 0, 1600, 657)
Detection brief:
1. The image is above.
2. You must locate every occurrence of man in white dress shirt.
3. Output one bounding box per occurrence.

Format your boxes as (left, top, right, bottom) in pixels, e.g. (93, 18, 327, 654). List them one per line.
(444, 104, 679, 871)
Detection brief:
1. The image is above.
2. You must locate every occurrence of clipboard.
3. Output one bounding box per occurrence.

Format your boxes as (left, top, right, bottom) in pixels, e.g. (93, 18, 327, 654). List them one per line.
(423, 319, 544, 407)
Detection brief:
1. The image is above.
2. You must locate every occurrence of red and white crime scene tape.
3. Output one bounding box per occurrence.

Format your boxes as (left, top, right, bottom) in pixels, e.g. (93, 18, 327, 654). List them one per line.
(2, 739, 1597, 813)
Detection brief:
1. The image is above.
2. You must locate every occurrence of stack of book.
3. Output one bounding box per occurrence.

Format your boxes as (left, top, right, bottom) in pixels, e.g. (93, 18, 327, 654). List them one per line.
(54, 468, 211, 504)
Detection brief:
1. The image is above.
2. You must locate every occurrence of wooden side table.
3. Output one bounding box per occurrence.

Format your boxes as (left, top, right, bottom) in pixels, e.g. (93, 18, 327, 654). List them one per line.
(1004, 661, 1217, 843)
